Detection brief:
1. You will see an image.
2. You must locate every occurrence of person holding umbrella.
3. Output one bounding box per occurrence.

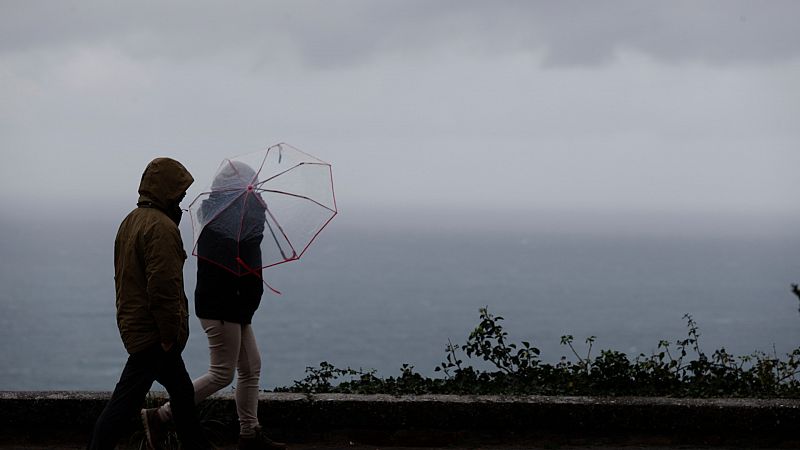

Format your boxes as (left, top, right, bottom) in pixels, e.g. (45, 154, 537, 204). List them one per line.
(89, 158, 212, 450)
(141, 160, 285, 450)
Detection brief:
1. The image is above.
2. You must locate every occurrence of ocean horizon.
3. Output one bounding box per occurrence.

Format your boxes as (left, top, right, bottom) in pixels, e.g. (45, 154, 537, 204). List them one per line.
(1, 207, 799, 391)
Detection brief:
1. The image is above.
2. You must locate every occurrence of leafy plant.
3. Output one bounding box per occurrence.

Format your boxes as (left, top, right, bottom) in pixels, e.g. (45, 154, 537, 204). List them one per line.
(277, 307, 800, 398)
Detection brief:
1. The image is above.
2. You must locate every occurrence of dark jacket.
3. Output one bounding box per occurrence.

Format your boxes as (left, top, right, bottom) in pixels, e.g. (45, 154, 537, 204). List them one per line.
(114, 158, 193, 354)
(194, 192, 266, 324)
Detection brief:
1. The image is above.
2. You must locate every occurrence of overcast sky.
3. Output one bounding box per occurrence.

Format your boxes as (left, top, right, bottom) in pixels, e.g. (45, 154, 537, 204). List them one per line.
(2, 1, 799, 228)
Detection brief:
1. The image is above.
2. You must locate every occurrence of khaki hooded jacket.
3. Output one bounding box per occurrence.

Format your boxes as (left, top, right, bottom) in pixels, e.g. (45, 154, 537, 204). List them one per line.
(114, 158, 194, 354)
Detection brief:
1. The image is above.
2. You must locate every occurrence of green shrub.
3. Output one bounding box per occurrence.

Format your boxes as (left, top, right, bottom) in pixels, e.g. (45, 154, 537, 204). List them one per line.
(277, 307, 800, 398)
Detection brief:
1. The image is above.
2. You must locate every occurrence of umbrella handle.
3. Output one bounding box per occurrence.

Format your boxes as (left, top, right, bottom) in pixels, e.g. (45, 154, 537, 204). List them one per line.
(236, 257, 282, 295)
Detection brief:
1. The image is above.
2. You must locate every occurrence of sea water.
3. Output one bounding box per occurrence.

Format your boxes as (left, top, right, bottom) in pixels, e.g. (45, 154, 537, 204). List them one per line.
(1, 209, 798, 390)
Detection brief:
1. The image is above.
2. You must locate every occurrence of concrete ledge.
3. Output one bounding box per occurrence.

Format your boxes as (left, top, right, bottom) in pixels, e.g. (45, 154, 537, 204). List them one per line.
(2, 391, 800, 446)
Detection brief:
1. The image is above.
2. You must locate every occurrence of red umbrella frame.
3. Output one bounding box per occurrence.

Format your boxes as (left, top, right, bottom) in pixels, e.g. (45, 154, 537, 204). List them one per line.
(187, 143, 337, 292)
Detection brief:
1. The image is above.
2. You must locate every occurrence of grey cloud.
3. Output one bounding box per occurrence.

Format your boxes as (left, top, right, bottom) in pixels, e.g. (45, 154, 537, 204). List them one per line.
(1, 0, 798, 220)
(2, 1, 799, 67)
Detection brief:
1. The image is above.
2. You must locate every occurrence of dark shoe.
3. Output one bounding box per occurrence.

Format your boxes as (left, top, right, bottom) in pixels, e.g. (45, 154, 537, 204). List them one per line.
(238, 426, 286, 450)
(140, 408, 167, 450)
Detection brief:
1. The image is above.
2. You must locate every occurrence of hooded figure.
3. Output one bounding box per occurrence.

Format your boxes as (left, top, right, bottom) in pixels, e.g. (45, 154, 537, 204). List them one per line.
(89, 157, 212, 450)
(195, 160, 267, 323)
(115, 157, 194, 353)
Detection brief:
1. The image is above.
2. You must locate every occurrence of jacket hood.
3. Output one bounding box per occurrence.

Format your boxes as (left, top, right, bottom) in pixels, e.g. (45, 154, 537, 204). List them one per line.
(211, 160, 258, 191)
(137, 158, 194, 209)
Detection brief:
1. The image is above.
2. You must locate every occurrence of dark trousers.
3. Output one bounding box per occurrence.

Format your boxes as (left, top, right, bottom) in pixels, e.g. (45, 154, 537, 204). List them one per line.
(88, 344, 211, 450)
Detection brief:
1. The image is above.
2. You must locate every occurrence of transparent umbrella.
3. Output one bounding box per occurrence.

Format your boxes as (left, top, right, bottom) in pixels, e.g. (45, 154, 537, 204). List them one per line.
(187, 143, 337, 293)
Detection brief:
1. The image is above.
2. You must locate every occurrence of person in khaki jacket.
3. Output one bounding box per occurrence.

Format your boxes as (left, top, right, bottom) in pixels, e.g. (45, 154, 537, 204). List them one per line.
(89, 158, 212, 450)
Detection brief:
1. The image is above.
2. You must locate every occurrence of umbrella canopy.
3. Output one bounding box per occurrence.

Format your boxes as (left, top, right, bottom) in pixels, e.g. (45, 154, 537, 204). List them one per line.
(187, 143, 337, 290)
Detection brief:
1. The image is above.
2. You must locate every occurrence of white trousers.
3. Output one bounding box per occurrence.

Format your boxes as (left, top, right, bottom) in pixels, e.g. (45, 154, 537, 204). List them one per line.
(159, 318, 262, 436)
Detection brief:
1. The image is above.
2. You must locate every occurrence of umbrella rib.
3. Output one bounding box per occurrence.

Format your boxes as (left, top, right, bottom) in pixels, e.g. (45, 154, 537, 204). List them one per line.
(264, 203, 298, 259)
(253, 161, 332, 188)
(258, 189, 336, 214)
(238, 190, 292, 266)
(276, 142, 331, 165)
(329, 163, 338, 213)
(234, 191, 250, 274)
(252, 147, 271, 186)
(246, 189, 288, 260)
(264, 211, 290, 261)
(294, 210, 338, 261)
(256, 163, 304, 185)
(248, 192, 295, 260)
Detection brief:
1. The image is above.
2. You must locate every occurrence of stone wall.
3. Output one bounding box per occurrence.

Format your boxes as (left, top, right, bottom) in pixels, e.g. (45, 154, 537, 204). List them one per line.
(2, 392, 799, 447)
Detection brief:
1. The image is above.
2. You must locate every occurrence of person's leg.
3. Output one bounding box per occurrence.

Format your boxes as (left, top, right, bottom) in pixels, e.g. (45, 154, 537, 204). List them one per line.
(88, 346, 158, 450)
(235, 326, 285, 449)
(235, 323, 262, 436)
(157, 318, 241, 421)
(155, 347, 213, 450)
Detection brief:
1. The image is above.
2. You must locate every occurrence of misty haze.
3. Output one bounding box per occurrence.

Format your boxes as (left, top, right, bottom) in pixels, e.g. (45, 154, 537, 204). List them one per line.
(0, 1, 799, 394)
